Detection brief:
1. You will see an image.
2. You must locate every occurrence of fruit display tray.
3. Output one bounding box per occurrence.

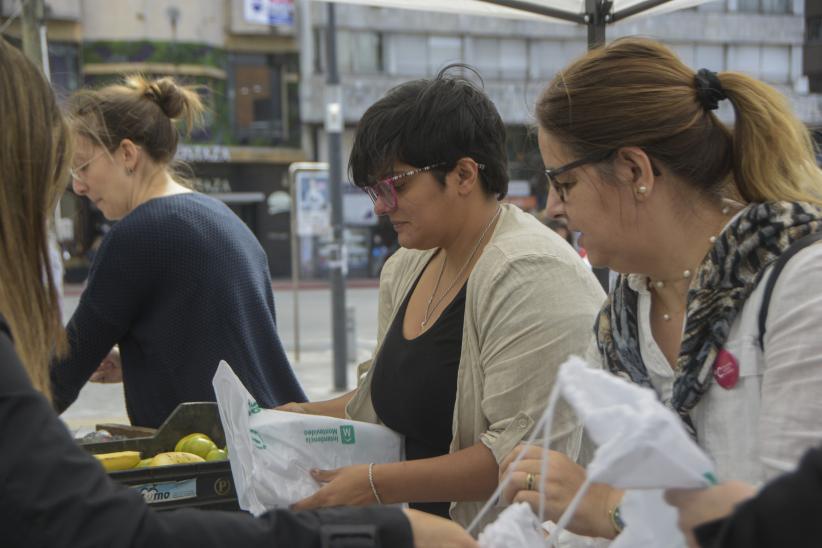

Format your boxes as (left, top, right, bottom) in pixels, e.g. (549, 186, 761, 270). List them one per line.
(81, 402, 240, 512)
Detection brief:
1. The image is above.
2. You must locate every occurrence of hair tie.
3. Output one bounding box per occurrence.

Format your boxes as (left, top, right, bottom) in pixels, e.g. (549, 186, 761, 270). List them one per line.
(694, 68, 727, 111)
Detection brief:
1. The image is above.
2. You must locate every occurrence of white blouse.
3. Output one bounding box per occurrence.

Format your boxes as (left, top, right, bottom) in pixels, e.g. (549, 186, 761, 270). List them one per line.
(594, 242, 822, 483)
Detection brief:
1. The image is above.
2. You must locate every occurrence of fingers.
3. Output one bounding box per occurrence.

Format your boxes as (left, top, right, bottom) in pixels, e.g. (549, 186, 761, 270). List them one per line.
(664, 488, 701, 508)
(291, 492, 321, 511)
(501, 469, 544, 505)
(276, 402, 307, 414)
(89, 361, 119, 383)
(310, 468, 338, 483)
(404, 509, 479, 548)
(511, 489, 543, 517)
(501, 444, 547, 473)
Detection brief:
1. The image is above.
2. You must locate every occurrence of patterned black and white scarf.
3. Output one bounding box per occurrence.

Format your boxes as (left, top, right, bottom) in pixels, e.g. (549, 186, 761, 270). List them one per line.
(595, 201, 822, 439)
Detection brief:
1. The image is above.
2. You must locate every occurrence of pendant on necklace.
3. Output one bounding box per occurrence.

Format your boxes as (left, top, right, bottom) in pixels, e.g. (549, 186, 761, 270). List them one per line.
(420, 320, 427, 329)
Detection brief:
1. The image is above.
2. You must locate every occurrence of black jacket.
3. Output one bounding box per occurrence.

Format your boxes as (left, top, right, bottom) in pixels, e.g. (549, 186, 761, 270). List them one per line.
(695, 446, 822, 547)
(0, 317, 412, 548)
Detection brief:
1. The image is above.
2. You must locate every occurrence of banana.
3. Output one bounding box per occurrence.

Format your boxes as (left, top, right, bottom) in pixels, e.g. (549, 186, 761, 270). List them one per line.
(148, 451, 206, 467)
(94, 451, 142, 472)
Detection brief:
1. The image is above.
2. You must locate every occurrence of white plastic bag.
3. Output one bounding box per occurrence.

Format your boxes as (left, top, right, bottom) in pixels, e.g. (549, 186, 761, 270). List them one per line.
(478, 503, 546, 548)
(555, 358, 716, 548)
(212, 361, 403, 515)
(474, 356, 716, 548)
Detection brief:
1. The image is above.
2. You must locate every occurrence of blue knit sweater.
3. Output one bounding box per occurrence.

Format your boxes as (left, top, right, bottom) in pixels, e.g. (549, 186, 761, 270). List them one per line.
(51, 193, 306, 427)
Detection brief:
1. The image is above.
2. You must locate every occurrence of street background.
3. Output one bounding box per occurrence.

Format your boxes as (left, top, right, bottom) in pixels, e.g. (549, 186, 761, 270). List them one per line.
(60, 282, 380, 430)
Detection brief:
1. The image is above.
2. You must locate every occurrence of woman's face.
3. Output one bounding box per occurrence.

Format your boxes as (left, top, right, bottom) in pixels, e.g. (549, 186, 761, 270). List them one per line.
(371, 161, 460, 251)
(539, 127, 637, 271)
(70, 136, 135, 220)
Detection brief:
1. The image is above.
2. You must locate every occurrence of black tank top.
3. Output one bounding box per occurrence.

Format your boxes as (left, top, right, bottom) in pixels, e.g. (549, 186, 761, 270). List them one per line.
(371, 272, 466, 518)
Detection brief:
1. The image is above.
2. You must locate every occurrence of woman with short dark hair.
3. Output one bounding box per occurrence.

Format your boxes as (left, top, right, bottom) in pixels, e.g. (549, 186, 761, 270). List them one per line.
(281, 66, 605, 529)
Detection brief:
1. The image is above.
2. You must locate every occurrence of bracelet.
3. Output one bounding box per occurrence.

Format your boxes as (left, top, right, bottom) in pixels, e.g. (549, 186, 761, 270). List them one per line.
(368, 462, 383, 505)
(608, 503, 625, 534)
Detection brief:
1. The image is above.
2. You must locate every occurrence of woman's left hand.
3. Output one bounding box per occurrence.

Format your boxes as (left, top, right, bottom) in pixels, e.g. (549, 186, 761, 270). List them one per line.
(291, 464, 378, 510)
(500, 444, 621, 539)
(664, 482, 757, 548)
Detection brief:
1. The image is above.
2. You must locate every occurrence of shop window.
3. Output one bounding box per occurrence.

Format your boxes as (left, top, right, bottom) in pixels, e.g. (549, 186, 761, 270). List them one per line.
(727, 45, 791, 83)
(428, 36, 462, 74)
(737, 0, 791, 13)
(808, 17, 822, 43)
(315, 29, 383, 74)
(695, 45, 725, 72)
(528, 40, 585, 79)
(231, 54, 286, 145)
(389, 34, 429, 75)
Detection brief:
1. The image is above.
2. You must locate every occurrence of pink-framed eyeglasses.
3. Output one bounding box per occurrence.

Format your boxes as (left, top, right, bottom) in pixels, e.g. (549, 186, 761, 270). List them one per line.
(364, 161, 485, 211)
(364, 163, 445, 211)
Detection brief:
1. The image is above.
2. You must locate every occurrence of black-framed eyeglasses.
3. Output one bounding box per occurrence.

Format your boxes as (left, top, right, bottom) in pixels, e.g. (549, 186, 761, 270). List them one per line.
(544, 149, 616, 202)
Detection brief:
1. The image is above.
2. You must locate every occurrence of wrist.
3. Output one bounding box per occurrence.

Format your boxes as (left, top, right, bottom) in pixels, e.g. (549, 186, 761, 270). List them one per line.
(368, 463, 383, 505)
(597, 487, 625, 539)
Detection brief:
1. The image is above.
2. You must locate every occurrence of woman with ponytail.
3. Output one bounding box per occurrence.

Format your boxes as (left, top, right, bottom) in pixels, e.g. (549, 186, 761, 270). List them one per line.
(500, 37, 822, 543)
(50, 75, 306, 428)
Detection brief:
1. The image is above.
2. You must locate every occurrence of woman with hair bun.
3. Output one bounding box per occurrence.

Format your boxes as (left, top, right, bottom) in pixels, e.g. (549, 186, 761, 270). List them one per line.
(51, 75, 306, 428)
(0, 37, 474, 548)
(500, 37, 822, 542)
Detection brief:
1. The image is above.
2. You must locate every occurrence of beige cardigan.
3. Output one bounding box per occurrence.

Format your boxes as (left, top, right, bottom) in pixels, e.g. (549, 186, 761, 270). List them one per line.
(346, 204, 605, 529)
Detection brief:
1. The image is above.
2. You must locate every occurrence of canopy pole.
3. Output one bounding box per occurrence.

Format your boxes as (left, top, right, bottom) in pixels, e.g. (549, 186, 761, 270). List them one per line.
(475, 0, 585, 23)
(611, 0, 676, 22)
(585, 0, 612, 49)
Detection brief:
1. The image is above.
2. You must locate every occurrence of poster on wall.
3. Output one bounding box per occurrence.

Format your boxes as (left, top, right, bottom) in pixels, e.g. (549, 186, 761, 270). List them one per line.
(294, 171, 331, 237)
(244, 0, 294, 26)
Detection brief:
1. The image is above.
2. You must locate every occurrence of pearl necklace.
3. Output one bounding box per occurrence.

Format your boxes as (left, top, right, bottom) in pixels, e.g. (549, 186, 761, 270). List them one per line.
(420, 206, 501, 331)
(649, 205, 731, 322)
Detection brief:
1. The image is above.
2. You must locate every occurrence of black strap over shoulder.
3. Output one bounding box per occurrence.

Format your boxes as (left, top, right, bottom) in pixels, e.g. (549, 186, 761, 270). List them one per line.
(0, 313, 10, 340)
(758, 230, 822, 350)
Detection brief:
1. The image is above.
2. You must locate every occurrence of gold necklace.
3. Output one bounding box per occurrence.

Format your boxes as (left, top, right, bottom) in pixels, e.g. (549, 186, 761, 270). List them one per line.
(420, 206, 501, 331)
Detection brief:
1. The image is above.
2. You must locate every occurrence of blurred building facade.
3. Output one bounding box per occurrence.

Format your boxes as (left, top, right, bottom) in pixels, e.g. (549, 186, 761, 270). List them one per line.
(2, 0, 821, 278)
(298, 0, 821, 213)
(1, 0, 302, 278)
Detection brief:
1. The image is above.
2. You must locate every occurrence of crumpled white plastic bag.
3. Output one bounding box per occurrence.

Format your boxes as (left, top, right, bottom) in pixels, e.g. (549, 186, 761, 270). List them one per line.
(474, 356, 716, 548)
(212, 361, 403, 515)
(556, 358, 716, 548)
(478, 503, 546, 548)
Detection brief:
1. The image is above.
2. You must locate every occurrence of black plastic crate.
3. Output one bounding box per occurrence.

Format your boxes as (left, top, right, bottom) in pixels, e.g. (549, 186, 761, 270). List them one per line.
(81, 402, 240, 512)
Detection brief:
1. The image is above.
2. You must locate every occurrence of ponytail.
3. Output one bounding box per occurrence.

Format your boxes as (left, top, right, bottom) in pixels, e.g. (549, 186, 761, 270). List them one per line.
(721, 72, 822, 204)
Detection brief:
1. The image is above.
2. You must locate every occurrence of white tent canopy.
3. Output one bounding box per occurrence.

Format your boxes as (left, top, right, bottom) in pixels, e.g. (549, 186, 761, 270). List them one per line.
(315, 0, 715, 25)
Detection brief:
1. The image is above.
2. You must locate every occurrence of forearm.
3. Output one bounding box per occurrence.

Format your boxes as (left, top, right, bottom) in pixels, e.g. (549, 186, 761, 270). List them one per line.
(304, 389, 357, 419)
(50, 304, 123, 413)
(374, 442, 499, 504)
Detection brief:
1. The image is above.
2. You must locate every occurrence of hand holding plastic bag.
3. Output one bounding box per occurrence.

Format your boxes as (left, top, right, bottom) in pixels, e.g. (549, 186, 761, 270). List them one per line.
(475, 356, 716, 548)
(212, 361, 403, 515)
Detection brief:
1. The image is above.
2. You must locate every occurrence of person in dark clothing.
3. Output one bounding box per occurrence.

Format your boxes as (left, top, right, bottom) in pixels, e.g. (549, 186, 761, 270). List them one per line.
(1, 316, 414, 548)
(666, 447, 822, 548)
(50, 73, 306, 427)
(0, 37, 475, 548)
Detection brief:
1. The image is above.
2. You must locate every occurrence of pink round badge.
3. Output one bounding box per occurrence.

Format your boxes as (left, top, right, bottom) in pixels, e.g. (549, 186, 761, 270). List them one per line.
(713, 348, 740, 389)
